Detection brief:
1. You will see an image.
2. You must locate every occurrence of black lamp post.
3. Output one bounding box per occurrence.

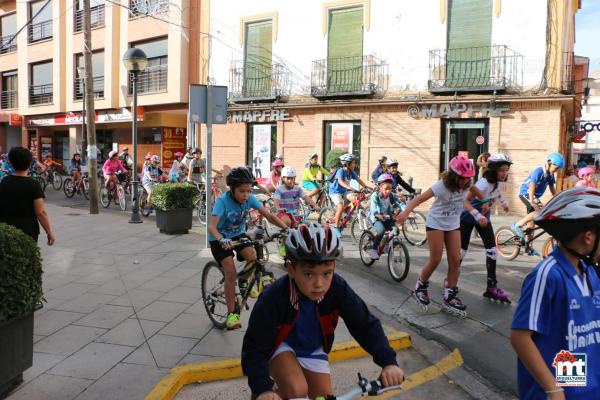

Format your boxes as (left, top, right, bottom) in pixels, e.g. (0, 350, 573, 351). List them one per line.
(77, 66, 87, 163)
(123, 48, 147, 224)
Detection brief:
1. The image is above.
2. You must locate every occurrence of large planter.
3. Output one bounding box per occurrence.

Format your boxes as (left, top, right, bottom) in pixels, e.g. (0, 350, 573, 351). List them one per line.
(156, 208, 193, 234)
(0, 312, 33, 399)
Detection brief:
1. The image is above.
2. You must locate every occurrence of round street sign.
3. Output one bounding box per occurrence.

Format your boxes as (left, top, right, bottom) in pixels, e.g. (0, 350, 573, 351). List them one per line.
(476, 135, 485, 145)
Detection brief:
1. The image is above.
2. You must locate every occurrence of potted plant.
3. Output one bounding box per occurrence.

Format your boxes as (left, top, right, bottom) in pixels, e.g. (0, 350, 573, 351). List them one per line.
(325, 148, 346, 174)
(0, 223, 43, 398)
(153, 183, 197, 234)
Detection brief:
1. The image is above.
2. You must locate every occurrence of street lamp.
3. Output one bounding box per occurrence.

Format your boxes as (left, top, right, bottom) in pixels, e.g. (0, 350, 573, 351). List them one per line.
(77, 66, 87, 163)
(123, 48, 147, 224)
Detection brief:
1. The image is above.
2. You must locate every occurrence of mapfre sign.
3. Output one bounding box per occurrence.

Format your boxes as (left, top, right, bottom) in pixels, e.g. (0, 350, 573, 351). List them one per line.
(228, 109, 290, 123)
(408, 103, 509, 119)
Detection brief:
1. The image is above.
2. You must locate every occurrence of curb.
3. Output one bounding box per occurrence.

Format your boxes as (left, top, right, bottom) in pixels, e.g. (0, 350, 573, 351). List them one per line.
(145, 331, 412, 400)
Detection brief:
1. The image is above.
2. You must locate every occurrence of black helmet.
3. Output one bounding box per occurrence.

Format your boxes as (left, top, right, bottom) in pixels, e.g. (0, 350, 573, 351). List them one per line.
(284, 223, 340, 262)
(192, 147, 202, 154)
(226, 166, 256, 187)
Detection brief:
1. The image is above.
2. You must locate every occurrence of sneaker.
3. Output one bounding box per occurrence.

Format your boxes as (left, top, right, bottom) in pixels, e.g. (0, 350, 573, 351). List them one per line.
(226, 312, 241, 330)
(239, 279, 260, 299)
(369, 249, 380, 260)
(511, 223, 525, 239)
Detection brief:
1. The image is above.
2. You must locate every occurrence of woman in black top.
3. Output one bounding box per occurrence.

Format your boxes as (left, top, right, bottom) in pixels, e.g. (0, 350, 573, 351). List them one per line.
(0, 147, 55, 245)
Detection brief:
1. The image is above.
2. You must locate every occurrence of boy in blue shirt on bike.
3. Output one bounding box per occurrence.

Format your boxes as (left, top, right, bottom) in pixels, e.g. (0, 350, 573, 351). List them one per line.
(242, 223, 404, 400)
(511, 187, 600, 400)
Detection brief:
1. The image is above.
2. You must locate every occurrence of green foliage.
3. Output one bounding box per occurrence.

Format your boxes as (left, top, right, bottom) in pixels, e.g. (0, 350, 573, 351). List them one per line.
(325, 149, 346, 170)
(152, 183, 197, 210)
(0, 223, 43, 322)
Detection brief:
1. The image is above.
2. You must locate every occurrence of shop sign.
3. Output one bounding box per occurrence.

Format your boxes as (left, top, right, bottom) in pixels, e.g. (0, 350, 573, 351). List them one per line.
(27, 108, 145, 126)
(407, 103, 509, 119)
(162, 128, 187, 169)
(580, 122, 600, 133)
(228, 109, 290, 123)
(251, 125, 272, 185)
(330, 123, 354, 153)
(9, 113, 22, 126)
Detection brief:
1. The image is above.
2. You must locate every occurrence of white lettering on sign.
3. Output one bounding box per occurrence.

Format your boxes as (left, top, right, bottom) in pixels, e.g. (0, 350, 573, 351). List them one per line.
(228, 109, 291, 123)
(409, 103, 509, 119)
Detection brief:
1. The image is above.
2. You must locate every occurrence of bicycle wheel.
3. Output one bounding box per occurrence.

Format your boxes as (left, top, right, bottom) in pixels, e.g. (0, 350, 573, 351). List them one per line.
(36, 176, 48, 192)
(117, 186, 127, 211)
(358, 231, 376, 266)
(201, 261, 227, 329)
(82, 178, 89, 200)
(196, 193, 207, 225)
(542, 237, 556, 258)
(100, 187, 111, 208)
(495, 226, 522, 260)
(402, 211, 427, 246)
(318, 207, 336, 226)
(388, 239, 410, 282)
(63, 178, 75, 198)
(140, 192, 151, 217)
(52, 173, 63, 191)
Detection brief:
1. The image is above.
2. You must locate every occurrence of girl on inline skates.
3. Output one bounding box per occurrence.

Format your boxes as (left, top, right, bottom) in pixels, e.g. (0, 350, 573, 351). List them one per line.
(397, 156, 487, 317)
(460, 154, 512, 304)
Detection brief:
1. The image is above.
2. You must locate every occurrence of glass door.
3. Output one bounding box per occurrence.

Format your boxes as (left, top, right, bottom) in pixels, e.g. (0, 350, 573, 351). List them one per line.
(440, 120, 488, 174)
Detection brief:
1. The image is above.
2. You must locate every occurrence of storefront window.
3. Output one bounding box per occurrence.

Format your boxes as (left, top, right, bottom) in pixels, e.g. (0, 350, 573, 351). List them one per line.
(440, 119, 488, 174)
(324, 121, 361, 172)
(246, 123, 276, 183)
(139, 127, 163, 144)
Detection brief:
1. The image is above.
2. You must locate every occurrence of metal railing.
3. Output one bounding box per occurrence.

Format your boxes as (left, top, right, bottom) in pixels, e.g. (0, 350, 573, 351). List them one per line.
(28, 19, 53, 43)
(229, 60, 291, 102)
(29, 83, 53, 105)
(311, 55, 388, 97)
(74, 76, 105, 100)
(561, 51, 575, 94)
(1, 90, 17, 109)
(74, 5, 105, 32)
(129, 0, 169, 18)
(428, 45, 523, 93)
(0, 34, 17, 54)
(129, 64, 167, 94)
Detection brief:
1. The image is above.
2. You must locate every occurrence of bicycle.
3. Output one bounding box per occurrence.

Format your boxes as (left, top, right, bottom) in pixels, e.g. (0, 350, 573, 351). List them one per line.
(318, 189, 371, 235)
(193, 178, 221, 225)
(45, 165, 63, 190)
(100, 172, 127, 211)
(31, 171, 47, 192)
(201, 230, 284, 329)
(63, 173, 90, 199)
(293, 372, 402, 400)
(495, 225, 555, 260)
(358, 215, 410, 282)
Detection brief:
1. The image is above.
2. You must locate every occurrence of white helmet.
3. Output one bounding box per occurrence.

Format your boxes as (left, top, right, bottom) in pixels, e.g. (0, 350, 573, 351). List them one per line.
(487, 154, 512, 165)
(275, 153, 284, 160)
(281, 166, 296, 178)
(386, 158, 399, 167)
(339, 153, 357, 165)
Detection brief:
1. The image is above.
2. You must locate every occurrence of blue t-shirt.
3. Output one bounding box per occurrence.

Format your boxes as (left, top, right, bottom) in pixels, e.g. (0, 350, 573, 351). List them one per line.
(285, 298, 325, 359)
(518, 167, 556, 198)
(512, 248, 600, 399)
(208, 191, 263, 241)
(329, 168, 358, 195)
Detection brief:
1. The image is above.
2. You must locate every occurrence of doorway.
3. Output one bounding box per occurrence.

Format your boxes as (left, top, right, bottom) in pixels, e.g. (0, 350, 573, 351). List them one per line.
(440, 120, 488, 174)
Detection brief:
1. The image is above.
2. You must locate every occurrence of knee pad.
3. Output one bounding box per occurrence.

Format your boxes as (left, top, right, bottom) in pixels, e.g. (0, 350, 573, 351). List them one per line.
(460, 248, 467, 261)
(485, 247, 498, 261)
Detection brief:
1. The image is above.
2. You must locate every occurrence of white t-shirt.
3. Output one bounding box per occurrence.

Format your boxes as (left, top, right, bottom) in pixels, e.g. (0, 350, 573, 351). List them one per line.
(425, 180, 468, 231)
(474, 177, 503, 205)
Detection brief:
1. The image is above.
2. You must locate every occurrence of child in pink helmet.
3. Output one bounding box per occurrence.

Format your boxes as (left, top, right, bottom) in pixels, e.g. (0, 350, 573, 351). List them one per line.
(576, 166, 596, 188)
(397, 156, 487, 317)
(267, 159, 284, 193)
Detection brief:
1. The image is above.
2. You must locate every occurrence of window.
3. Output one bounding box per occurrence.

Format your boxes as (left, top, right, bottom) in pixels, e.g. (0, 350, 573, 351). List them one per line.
(0, 13, 17, 53)
(129, 0, 168, 18)
(75, 52, 104, 99)
(243, 20, 272, 98)
(1, 70, 17, 109)
(29, 60, 53, 105)
(323, 121, 361, 173)
(327, 7, 363, 93)
(129, 37, 168, 94)
(74, 0, 105, 32)
(246, 124, 277, 183)
(28, 0, 53, 43)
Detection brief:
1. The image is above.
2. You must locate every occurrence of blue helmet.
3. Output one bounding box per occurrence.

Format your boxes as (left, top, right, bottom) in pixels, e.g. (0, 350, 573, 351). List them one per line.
(547, 152, 564, 168)
(577, 161, 588, 168)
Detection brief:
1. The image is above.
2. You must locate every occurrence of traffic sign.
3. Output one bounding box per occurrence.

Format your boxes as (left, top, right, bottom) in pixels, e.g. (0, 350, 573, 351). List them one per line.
(476, 135, 485, 145)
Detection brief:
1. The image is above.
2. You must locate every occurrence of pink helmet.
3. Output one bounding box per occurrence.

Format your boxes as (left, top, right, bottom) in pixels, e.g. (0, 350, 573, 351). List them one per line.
(174, 151, 184, 158)
(377, 173, 394, 184)
(449, 156, 475, 178)
(108, 150, 118, 158)
(578, 166, 595, 179)
(272, 159, 284, 168)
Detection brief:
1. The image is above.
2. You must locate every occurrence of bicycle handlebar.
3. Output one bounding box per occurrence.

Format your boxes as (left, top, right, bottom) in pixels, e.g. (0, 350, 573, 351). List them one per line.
(223, 230, 287, 248)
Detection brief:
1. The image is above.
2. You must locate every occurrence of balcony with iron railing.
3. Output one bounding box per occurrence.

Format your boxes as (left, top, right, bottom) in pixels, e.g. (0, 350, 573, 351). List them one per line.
(74, 4, 105, 32)
(129, 0, 169, 18)
(1, 90, 17, 109)
(0, 34, 17, 54)
(29, 83, 53, 105)
(311, 55, 388, 98)
(428, 45, 523, 94)
(561, 51, 575, 94)
(28, 19, 53, 43)
(74, 76, 105, 100)
(229, 60, 292, 102)
(128, 64, 167, 94)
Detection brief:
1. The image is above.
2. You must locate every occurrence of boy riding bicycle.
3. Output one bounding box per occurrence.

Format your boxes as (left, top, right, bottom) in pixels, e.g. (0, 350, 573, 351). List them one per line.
(368, 173, 404, 260)
(274, 166, 320, 227)
(242, 223, 404, 400)
(208, 166, 287, 330)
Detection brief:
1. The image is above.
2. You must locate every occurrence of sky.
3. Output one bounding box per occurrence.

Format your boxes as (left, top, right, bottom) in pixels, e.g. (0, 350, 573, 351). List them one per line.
(575, 0, 600, 72)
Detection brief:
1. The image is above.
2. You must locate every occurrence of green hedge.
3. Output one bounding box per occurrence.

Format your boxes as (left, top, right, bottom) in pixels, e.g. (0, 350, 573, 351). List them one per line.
(325, 149, 346, 170)
(0, 223, 43, 322)
(152, 183, 197, 210)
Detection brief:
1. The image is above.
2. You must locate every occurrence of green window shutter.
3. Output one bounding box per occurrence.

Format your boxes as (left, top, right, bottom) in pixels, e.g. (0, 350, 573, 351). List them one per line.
(446, 0, 493, 88)
(244, 21, 272, 98)
(327, 7, 363, 93)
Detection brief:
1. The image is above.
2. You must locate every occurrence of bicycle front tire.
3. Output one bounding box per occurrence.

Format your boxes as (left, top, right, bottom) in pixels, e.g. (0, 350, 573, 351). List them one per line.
(358, 231, 376, 266)
(388, 239, 410, 282)
(402, 211, 427, 246)
(201, 261, 227, 329)
(52, 173, 63, 190)
(100, 188, 111, 208)
(495, 226, 521, 260)
(63, 178, 75, 198)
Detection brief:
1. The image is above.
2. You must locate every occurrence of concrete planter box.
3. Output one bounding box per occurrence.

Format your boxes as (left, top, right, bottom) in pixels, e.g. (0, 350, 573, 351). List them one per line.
(0, 312, 33, 398)
(156, 208, 193, 234)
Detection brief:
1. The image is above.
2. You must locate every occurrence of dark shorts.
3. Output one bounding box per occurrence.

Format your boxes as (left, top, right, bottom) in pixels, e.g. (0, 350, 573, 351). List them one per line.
(519, 195, 536, 214)
(209, 234, 254, 264)
(426, 226, 461, 232)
